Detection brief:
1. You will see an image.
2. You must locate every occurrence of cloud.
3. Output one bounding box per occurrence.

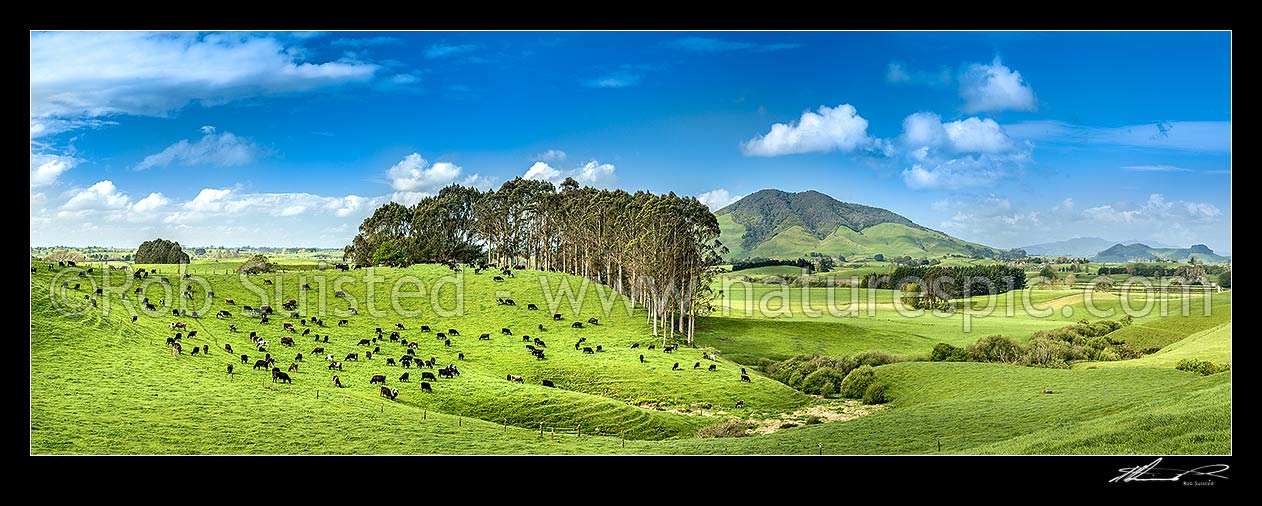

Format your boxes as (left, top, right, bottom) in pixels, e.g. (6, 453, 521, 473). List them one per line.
(583, 71, 643, 89)
(531, 149, 567, 162)
(134, 129, 259, 170)
(32, 179, 389, 247)
(425, 43, 477, 59)
(30, 31, 380, 122)
(898, 112, 1032, 189)
(30, 153, 78, 188)
(30, 118, 117, 140)
(331, 36, 402, 48)
(1121, 164, 1193, 172)
(1006, 120, 1231, 153)
(741, 104, 880, 157)
(696, 189, 745, 210)
(523, 162, 562, 182)
(666, 37, 800, 53)
(130, 192, 171, 213)
(62, 180, 130, 211)
(386, 153, 467, 193)
(959, 57, 1037, 113)
(886, 62, 953, 86)
(522, 160, 618, 188)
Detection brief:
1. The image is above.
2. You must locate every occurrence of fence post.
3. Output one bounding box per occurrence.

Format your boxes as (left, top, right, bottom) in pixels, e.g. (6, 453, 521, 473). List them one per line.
(577, 423, 581, 437)
(539, 422, 543, 437)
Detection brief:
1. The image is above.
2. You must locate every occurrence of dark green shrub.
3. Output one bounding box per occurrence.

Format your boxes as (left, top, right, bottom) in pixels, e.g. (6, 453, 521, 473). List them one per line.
(1176, 359, 1231, 376)
(804, 415, 823, 425)
(862, 382, 889, 404)
(801, 368, 848, 396)
(965, 335, 1022, 363)
(839, 365, 877, 399)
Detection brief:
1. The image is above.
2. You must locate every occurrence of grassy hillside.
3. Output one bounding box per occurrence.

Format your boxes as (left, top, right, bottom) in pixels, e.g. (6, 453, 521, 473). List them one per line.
(1105, 291, 1231, 352)
(31, 260, 1230, 454)
(31, 262, 811, 453)
(1082, 323, 1231, 369)
(716, 189, 1002, 260)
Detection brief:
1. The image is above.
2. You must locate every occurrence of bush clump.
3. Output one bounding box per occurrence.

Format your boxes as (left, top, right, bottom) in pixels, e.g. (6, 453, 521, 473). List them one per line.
(839, 365, 877, 399)
(696, 419, 751, 438)
(862, 382, 889, 404)
(1176, 359, 1230, 376)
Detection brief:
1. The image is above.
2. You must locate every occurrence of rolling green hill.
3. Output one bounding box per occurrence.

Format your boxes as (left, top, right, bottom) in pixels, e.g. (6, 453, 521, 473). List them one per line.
(717, 189, 1002, 260)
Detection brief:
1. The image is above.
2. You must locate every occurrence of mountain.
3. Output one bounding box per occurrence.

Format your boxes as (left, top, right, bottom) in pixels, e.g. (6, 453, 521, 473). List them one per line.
(1021, 237, 1187, 257)
(715, 189, 1003, 260)
(1021, 237, 1116, 257)
(1093, 243, 1230, 263)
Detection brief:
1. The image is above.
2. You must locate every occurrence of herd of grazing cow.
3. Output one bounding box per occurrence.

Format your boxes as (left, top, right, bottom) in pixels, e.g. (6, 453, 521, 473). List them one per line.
(47, 260, 748, 412)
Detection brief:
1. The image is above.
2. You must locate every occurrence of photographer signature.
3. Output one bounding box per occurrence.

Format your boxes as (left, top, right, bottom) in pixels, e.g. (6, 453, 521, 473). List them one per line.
(1110, 458, 1229, 483)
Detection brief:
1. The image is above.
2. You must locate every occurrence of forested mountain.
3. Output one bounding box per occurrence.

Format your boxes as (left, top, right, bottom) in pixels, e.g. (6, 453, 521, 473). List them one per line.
(1093, 243, 1230, 263)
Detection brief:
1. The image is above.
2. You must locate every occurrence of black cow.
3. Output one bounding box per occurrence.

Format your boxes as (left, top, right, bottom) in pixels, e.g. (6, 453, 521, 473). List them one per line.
(202, 345, 209, 355)
(295, 353, 303, 362)
(493, 276, 504, 282)
(370, 375, 387, 385)
(241, 354, 249, 364)
(338, 320, 349, 326)
(420, 382, 432, 393)
(538, 324, 546, 332)
(329, 362, 343, 371)
(444, 339, 451, 347)
(380, 387, 398, 400)
(225, 343, 234, 353)
(447, 329, 460, 336)
(399, 372, 410, 382)
(227, 364, 234, 375)
(421, 371, 437, 381)
(571, 322, 583, 328)
(479, 333, 491, 340)
(582, 347, 594, 354)
(542, 379, 555, 388)
(254, 360, 269, 370)
(358, 339, 371, 346)
(458, 353, 464, 360)
(312, 347, 325, 354)
(523, 335, 531, 342)
(663, 345, 677, 353)
(526, 304, 538, 310)
(526, 345, 537, 352)
(708, 364, 717, 372)
(273, 370, 292, 384)
(553, 314, 563, 321)
(395, 323, 405, 330)
(503, 299, 515, 306)
(507, 374, 523, 383)
(420, 325, 431, 332)
(534, 338, 546, 348)
(436, 332, 446, 339)
(345, 353, 359, 361)
(333, 375, 343, 388)
(740, 374, 751, 383)
(587, 318, 599, 325)
(386, 358, 396, 366)
(630, 343, 640, 349)
(672, 362, 680, 371)
(190, 345, 200, 356)
(735, 400, 745, 409)
(639, 354, 645, 363)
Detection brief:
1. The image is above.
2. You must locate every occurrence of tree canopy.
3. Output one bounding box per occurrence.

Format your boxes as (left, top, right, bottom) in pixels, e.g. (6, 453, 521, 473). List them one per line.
(134, 238, 190, 264)
(344, 177, 726, 344)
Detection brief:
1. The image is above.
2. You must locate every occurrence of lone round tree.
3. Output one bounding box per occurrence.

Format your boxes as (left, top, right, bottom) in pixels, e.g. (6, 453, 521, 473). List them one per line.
(134, 238, 190, 264)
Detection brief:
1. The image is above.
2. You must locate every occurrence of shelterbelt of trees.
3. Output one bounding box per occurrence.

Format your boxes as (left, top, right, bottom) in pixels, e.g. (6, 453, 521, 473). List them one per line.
(344, 177, 726, 344)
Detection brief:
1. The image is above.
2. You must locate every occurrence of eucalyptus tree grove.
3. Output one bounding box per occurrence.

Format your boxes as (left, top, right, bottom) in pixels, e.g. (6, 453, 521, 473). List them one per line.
(344, 177, 727, 345)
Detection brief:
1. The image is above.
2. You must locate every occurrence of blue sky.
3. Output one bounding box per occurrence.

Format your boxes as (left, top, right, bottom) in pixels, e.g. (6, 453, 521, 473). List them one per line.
(30, 31, 1231, 253)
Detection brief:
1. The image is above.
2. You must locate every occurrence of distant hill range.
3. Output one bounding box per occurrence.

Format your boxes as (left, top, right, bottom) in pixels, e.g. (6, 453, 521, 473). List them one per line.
(1092, 243, 1230, 263)
(715, 189, 1003, 260)
(1020, 237, 1181, 257)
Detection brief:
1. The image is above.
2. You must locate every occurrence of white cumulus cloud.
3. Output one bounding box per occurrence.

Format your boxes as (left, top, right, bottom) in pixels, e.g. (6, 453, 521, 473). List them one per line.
(696, 189, 745, 210)
(522, 160, 618, 188)
(387, 153, 464, 192)
(898, 112, 1031, 190)
(30, 153, 78, 188)
(741, 104, 877, 157)
(62, 180, 130, 211)
(959, 57, 1037, 113)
